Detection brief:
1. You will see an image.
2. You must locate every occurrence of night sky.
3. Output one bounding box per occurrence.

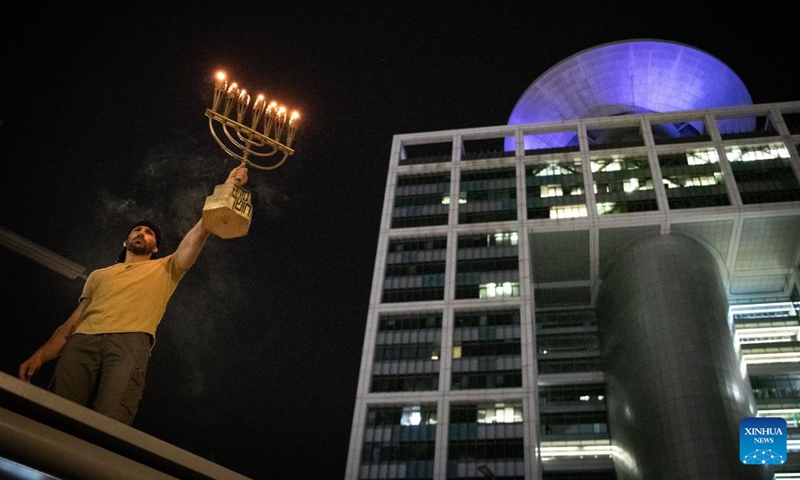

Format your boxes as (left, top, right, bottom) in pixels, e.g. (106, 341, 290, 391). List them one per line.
(1, 3, 797, 478)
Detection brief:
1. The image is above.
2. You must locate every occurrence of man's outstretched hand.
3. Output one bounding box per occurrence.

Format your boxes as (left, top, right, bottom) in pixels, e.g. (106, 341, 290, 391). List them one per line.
(226, 164, 249, 186)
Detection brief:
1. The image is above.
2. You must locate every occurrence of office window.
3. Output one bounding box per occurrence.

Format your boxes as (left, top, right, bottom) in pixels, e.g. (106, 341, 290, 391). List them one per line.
(539, 384, 606, 409)
(539, 411, 609, 439)
(459, 168, 518, 224)
(383, 237, 447, 303)
(751, 374, 800, 401)
(537, 332, 599, 355)
(371, 313, 442, 393)
(527, 158, 588, 219)
(392, 172, 451, 228)
(456, 233, 519, 300)
(537, 357, 602, 375)
(448, 402, 525, 480)
(658, 148, 729, 209)
(360, 405, 437, 479)
(535, 310, 596, 330)
(592, 155, 658, 215)
(725, 143, 800, 204)
(451, 309, 522, 390)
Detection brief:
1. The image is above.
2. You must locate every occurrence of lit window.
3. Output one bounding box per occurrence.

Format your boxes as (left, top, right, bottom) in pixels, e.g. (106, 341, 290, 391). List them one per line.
(596, 202, 616, 215)
(541, 185, 563, 197)
(726, 143, 790, 162)
(623, 178, 654, 191)
(535, 162, 580, 176)
(623, 178, 639, 192)
(477, 404, 522, 424)
(480, 282, 518, 298)
(687, 149, 719, 165)
(493, 232, 519, 246)
(441, 192, 467, 205)
(401, 406, 422, 426)
(591, 159, 622, 172)
(549, 205, 588, 219)
(684, 175, 718, 187)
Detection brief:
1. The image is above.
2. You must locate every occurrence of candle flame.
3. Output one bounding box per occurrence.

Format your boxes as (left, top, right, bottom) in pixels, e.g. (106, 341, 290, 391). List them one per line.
(253, 94, 266, 110)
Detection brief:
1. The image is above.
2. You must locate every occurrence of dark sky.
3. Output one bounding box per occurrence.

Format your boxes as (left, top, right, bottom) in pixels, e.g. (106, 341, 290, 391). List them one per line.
(1, 3, 797, 479)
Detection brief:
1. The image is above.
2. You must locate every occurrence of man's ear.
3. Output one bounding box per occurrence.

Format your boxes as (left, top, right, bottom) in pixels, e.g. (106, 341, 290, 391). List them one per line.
(152, 246, 158, 253)
(123, 241, 127, 247)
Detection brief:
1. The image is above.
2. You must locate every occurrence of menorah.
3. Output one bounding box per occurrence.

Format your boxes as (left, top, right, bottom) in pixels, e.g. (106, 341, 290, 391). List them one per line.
(203, 71, 301, 238)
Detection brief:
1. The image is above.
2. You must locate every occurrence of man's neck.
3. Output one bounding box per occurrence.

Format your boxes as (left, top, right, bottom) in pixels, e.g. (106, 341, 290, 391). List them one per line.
(125, 253, 152, 263)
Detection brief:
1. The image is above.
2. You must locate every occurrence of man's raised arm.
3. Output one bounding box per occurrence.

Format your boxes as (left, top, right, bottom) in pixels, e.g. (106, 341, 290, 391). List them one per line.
(174, 164, 249, 271)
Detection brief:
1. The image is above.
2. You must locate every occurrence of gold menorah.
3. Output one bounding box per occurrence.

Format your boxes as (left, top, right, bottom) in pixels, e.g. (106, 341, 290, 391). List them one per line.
(203, 71, 301, 238)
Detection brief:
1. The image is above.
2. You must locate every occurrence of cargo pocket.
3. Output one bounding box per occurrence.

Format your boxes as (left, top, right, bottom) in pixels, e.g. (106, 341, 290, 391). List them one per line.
(120, 365, 146, 419)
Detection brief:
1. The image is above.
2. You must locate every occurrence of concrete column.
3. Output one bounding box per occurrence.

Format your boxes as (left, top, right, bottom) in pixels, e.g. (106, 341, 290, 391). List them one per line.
(597, 233, 768, 480)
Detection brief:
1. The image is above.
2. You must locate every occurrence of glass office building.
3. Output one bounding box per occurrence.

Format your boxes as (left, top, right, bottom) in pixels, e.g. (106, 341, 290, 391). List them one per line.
(345, 40, 800, 480)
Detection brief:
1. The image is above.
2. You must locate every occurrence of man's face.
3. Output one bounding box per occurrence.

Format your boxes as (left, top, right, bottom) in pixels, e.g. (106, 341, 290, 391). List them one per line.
(126, 225, 159, 256)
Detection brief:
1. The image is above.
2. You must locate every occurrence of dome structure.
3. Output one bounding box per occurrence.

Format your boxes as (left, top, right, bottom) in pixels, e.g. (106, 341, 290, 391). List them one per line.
(506, 39, 753, 150)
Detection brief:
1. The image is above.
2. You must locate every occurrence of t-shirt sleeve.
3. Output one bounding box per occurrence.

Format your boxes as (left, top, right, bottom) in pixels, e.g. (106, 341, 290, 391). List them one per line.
(79, 270, 98, 302)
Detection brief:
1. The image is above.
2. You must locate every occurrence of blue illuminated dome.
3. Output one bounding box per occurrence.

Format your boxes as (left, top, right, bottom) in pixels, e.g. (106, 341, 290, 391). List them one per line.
(506, 39, 753, 150)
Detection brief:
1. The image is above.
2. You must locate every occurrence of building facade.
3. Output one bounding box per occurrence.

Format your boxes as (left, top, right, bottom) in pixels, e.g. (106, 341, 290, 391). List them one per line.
(345, 40, 800, 480)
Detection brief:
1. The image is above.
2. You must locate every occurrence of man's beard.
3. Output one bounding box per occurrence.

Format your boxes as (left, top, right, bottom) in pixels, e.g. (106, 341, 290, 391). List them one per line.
(127, 241, 152, 256)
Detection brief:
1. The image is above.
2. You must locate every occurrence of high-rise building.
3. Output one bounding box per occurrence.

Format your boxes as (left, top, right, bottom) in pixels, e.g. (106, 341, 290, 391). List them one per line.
(345, 39, 800, 480)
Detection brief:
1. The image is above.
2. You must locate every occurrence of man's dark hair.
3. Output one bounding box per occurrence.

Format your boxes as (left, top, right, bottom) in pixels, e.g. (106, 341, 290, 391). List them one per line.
(116, 219, 162, 263)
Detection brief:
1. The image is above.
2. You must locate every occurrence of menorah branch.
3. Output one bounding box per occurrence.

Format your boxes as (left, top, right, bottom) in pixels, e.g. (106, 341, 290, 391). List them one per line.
(205, 110, 293, 170)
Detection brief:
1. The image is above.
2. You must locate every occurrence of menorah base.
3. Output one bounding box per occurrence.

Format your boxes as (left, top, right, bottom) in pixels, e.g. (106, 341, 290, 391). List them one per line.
(202, 183, 252, 239)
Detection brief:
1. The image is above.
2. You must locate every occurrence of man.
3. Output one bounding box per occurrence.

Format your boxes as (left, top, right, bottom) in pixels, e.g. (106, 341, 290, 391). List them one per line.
(18, 164, 249, 425)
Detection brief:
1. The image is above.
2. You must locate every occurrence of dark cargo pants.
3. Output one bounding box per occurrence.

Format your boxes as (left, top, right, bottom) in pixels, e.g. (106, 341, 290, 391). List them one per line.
(50, 332, 152, 425)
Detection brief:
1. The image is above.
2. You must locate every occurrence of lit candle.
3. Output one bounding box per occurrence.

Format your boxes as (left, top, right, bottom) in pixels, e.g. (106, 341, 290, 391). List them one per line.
(253, 94, 266, 111)
(251, 94, 266, 129)
(211, 71, 228, 112)
(235, 90, 251, 123)
(263, 101, 278, 136)
(214, 71, 227, 89)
